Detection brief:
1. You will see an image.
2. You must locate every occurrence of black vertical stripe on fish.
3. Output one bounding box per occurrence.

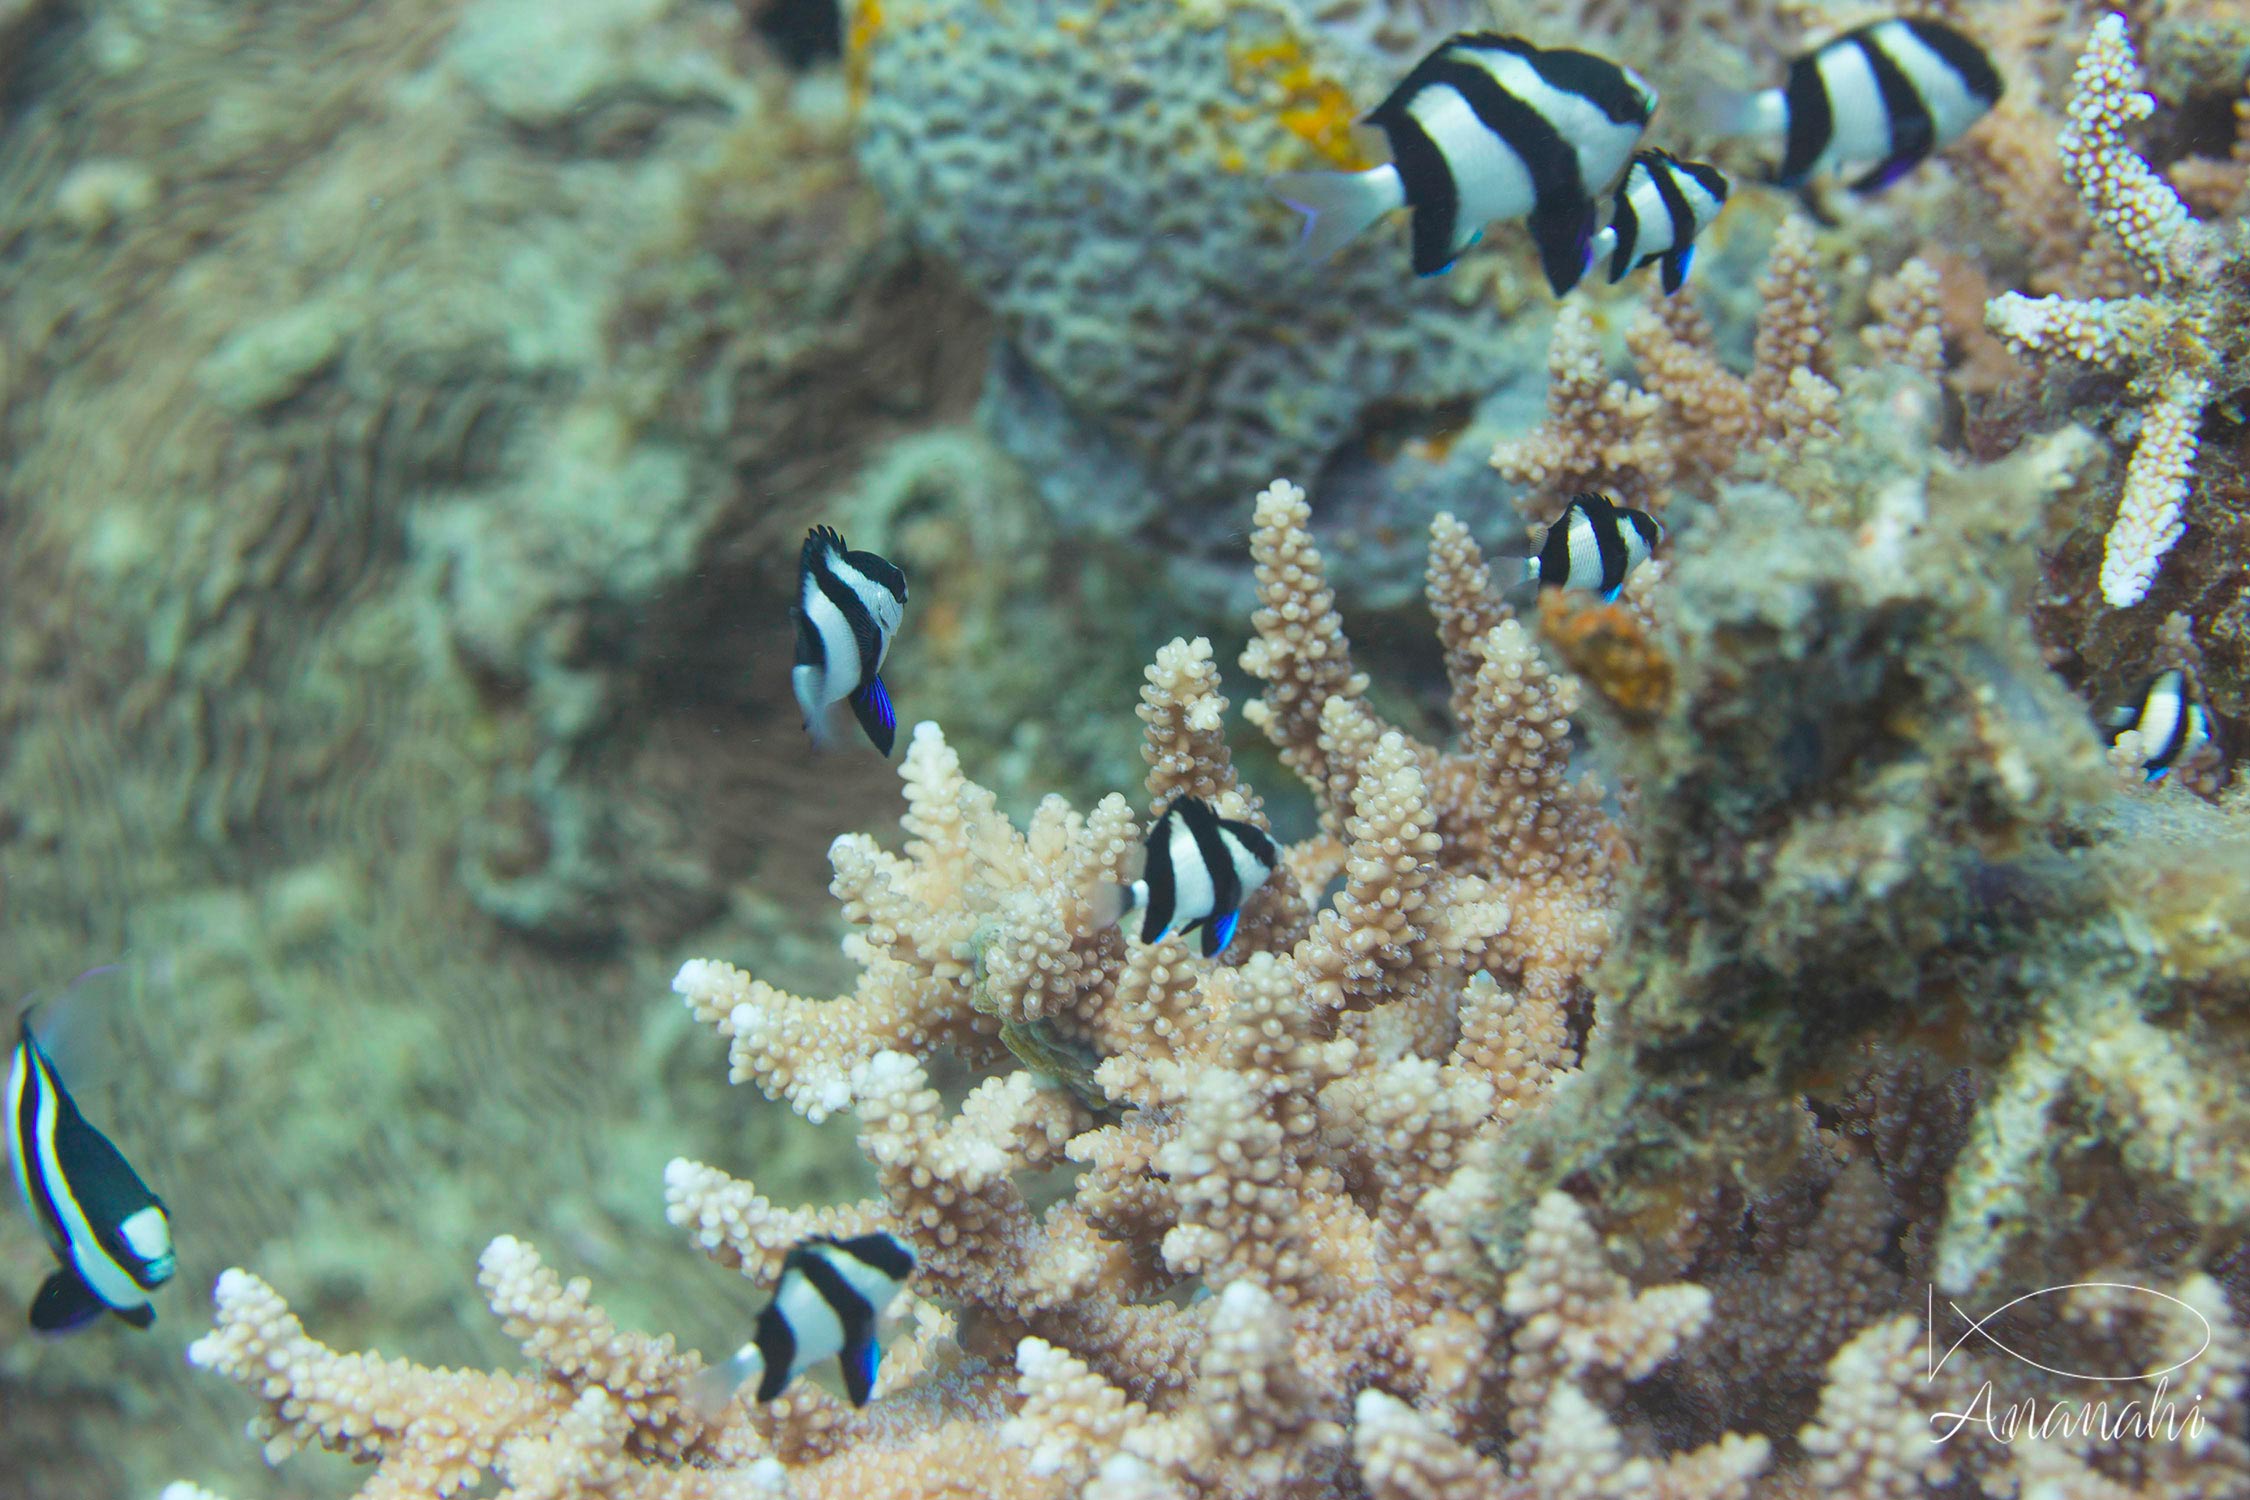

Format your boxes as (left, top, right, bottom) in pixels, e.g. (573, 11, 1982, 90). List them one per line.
(793, 1248, 879, 1405)
(1778, 49, 1834, 185)
(1647, 153, 1697, 266)
(1589, 496, 1629, 594)
(793, 607, 826, 677)
(1421, 57, 1588, 289)
(833, 1232, 916, 1283)
(1903, 18, 2003, 108)
(1138, 815, 1180, 946)
(811, 553, 885, 693)
(751, 1297, 799, 1402)
(1175, 798, 1243, 952)
(1605, 176, 1642, 283)
(1366, 87, 1462, 275)
(12, 1024, 68, 1260)
(1848, 30, 1935, 192)
(1228, 821, 1279, 876)
(1480, 34, 1652, 125)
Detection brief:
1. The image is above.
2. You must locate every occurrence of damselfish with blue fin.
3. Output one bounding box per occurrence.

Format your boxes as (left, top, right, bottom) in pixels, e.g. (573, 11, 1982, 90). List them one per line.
(2105, 669, 2214, 783)
(1585, 150, 1729, 294)
(793, 526, 908, 755)
(1102, 796, 1278, 959)
(1521, 491, 1661, 602)
(691, 1231, 916, 1411)
(6, 974, 176, 1335)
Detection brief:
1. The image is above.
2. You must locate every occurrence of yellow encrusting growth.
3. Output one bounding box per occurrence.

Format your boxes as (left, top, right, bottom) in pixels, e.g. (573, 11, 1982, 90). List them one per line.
(844, 0, 888, 105)
(1227, 36, 1374, 172)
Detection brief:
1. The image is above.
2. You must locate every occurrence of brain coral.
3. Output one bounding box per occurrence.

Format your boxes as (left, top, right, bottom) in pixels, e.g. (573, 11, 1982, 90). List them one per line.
(851, 0, 1522, 547)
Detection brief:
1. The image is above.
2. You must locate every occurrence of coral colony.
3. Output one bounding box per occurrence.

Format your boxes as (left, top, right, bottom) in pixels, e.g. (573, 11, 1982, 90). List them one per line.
(148, 8, 2249, 1500)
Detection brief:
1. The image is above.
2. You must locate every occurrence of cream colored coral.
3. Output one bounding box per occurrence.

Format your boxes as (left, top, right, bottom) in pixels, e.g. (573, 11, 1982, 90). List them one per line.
(2102, 373, 2207, 610)
(2058, 14, 2218, 286)
(1864, 257, 1946, 381)
(1980, 12, 2234, 609)
(1491, 303, 1673, 515)
(1798, 1316, 1958, 1498)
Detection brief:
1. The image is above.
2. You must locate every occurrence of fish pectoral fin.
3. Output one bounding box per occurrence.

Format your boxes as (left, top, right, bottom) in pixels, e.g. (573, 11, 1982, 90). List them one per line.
(1529, 199, 1598, 297)
(838, 1330, 881, 1408)
(29, 1266, 106, 1336)
(851, 675, 898, 757)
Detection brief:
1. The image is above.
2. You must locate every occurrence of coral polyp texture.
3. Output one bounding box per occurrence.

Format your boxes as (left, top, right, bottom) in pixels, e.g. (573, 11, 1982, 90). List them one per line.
(1983, 13, 2245, 611)
(179, 438, 2250, 1496)
(156, 9, 2250, 1500)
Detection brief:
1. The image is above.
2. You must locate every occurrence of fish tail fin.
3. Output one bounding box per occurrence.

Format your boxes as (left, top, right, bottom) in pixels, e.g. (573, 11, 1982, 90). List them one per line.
(793, 665, 835, 751)
(1268, 167, 1403, 263)
(687, 1344, 763, 1420)
(1090, 881, 1144, 933)
(1675, 71, 1773, 144)
(850, 675, 898, 756)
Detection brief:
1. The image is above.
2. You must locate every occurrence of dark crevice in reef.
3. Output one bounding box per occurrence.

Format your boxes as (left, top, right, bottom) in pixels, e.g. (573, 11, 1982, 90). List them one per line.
(748, 0, 843, 69)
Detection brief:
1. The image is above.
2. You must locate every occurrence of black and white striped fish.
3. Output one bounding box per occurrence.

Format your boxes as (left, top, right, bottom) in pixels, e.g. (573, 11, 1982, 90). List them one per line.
(2106, 669, 2213, 783)
(1271, 31, 1655, 291)
(1700, 18, 2002, 192)
(1107, 797, 1278, 959)
(7, 1009, 174, 1334)
(696, 1232, 916, 1410)
(792, 526, 907, 756)
(1523, 492, 1661, 601)
(1586, 150, 1730, 294)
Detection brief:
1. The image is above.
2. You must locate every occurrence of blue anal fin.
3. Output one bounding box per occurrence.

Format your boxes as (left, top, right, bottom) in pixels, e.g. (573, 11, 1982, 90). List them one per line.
(1661, 245, 1694, 294)
(838, 1330, 881, 1408)
(2146, 766, 2170, 784)
(1203, 909, 1240, 958)
(851, 675, 898, 756)
(30, 1266, 106, 1336)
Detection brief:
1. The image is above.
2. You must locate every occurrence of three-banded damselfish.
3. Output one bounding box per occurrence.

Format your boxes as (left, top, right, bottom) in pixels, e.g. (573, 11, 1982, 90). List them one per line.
(2106, 669, 2215, 783)
(792, 526, 908, 756)
(1271, 31, 1656, 291)
(694, 1231, 917, 1410)
(1103, 796, 1278, 960)
(1523, 492, 1662, 602)
(7, 1006, 175, 1334)
(1696, 18, 2002, 192)
(1586, 150, 1730, 294)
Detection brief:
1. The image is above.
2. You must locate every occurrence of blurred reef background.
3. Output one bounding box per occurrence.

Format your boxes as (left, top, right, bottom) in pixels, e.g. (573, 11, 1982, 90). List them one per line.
(0, 0, 2245, 1497)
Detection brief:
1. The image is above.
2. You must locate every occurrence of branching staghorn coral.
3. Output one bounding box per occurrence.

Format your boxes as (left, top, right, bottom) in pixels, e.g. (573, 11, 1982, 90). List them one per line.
(1984, 12, 2246, 610)
(175, 481, 1803, 1498)
(1489, 215, 1875, 522)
